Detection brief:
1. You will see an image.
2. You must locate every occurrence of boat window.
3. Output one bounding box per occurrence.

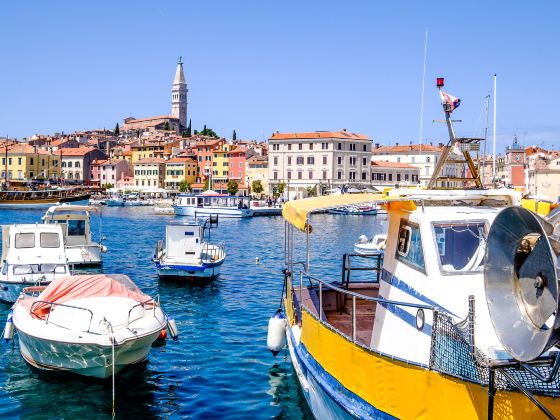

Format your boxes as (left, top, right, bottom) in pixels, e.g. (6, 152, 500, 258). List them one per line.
(13, 265, 35, 275)
(40, 232, 61, 248)
(40, 264, 67, 274)
(15, 233, 35, 249)
(13, 264, 66, 274)
(433, 222, 487, 274)
(67, 220, 86, 236)
(395, 220, 425, 272)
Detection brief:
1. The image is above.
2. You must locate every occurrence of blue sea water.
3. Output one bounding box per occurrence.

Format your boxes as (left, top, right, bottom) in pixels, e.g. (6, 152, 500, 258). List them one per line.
(0, 206, 387, 419)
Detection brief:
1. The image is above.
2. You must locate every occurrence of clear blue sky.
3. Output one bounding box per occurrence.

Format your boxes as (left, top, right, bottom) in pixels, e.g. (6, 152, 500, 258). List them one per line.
(1, 1, 559, 153)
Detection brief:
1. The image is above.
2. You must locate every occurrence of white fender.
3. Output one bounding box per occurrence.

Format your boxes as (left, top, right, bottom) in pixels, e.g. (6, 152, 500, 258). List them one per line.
(267, 310, 287, 356)
(167, 316, 179, 341)
(4, 311, 14, 342)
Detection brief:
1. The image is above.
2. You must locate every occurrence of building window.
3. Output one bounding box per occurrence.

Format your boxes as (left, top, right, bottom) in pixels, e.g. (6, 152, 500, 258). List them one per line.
(61, 162, 66, 168)
(363, 144, 367, 152)
(389, 173, 392, 181)
(273, 157, 278, 165)
(349, 172, 356, 180)
(287, 156, 292, 165)
(362, 172, 367, 180)
(18, 157, 22, 165)
(337, 171, 342, 180)
(322, 143, 328, 150)
(411, 156, 415, 163)
(298, 144, 303, 150)
(296, 157, 304, 165)
(426, 156, 431, 163)
(349, 157, 356, 166)
(362, 157, 367, 165)
(337, 143, 342, 150)
(307, 156, 314, 165)
(308, 171, 313, 179)
(288, 144, 292, 151)
(309, 143, 313, 150)
(397, 174, 401, 181)
(350, 143, 356, 151)
(337, 156, 342, 165)
(405, 174, 409, 181)
(322, 156, 327, 165)
(298, 171, 302, 179)
(273, 171, 278, 180)
(397, 157, 401, 163)
(75, 161, 81, 168)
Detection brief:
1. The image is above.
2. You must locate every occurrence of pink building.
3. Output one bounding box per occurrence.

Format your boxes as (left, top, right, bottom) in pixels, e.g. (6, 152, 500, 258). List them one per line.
(99, 159, 132, 187)
(90, 159, 108, 187)
(228, 146, 247, 182)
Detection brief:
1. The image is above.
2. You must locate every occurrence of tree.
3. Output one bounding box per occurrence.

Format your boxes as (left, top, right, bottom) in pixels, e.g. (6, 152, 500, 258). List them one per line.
(232, 130, 237, 141)
(252, 179, 263, 194)
(178, 179, 191, 192)
(194, 129, 198, 135)
(163, 121, 170, 131)
(187, 119, 192, 137)
(203, 177, 209, 190)
(227, 180, 239, 195)
(114, 123, 120, 136)
(277, 182, 286, 195)
(306, 185, 317, 197)
(102, 183, 114, 189)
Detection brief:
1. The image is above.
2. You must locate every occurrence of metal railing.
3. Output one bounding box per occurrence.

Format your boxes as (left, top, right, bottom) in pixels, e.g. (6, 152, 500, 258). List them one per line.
(201, 241, 225, 263)
(30, 300, 95, 332)
(292, 270, 435, 345)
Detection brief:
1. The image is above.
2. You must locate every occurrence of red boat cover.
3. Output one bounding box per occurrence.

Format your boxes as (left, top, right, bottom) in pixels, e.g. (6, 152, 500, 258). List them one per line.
(20, 274, 150, 319)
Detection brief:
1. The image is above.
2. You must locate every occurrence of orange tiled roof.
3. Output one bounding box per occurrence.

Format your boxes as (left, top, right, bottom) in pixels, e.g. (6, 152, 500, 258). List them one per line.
(373, 144, 443, 153)
(166, 157, 196, 164)
(270, 130, 370, 141)
(134, 158, 165, 164)
(371, 160, 418, 169)
(60, 147, 98, 156)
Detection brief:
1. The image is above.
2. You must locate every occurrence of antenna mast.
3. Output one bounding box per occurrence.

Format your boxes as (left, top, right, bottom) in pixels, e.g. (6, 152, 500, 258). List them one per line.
(418, 28, 428, 157)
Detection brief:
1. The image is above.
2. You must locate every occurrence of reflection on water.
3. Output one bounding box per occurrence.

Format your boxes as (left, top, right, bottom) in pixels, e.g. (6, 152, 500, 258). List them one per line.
(0, 207, 387, 418)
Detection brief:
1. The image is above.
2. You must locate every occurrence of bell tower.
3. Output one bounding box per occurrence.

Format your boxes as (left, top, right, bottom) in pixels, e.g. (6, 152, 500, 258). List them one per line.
(171, 57, 188, 129)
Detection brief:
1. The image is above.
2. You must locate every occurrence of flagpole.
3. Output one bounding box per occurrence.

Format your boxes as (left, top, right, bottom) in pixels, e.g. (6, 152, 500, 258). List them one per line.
(418, 28, 428, 160)
(492, 74, 497, 182)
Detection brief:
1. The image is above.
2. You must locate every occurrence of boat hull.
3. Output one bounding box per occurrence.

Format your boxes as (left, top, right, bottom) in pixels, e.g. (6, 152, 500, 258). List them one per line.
(173, 205, 253, 218)
(155, 261, 223, 279)
(0, 193, 90, 209)
(16, 328, 160, 379)
(65, 246, 103, 266)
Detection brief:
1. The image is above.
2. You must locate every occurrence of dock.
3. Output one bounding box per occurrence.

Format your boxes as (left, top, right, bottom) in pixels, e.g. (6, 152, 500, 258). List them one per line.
(252, 207, 282, 216)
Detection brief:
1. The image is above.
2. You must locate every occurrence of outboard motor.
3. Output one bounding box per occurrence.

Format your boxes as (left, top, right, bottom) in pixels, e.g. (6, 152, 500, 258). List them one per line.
(485, 206, 560, 361)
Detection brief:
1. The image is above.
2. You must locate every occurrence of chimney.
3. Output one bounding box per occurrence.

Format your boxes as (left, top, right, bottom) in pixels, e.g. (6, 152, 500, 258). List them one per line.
(396, 142, 399, 146)
(438, 142, 444, 148)
(374, 143, 380, 149)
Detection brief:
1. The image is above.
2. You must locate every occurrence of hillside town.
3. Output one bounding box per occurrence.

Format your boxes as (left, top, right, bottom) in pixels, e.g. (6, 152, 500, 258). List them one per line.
(1, 59, 557, 202)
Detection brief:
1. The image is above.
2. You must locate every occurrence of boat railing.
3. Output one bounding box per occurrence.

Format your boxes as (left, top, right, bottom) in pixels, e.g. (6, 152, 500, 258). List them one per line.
(201, 241, 225, 263)
(126, 294, 161, 326)
(30, 300, 95, 332)
(291, 269, 434, 344)
(341, 252, 383, 287)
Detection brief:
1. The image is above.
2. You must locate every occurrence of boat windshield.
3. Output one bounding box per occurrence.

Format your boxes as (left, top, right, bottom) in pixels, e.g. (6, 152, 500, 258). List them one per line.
(433, 222, 487, 274)
(12, 264, 67, 275)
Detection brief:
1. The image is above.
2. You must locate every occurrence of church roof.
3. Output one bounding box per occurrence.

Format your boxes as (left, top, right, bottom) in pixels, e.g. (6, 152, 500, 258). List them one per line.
(269, 130, 370, 141)
(174, 61, 186, 85)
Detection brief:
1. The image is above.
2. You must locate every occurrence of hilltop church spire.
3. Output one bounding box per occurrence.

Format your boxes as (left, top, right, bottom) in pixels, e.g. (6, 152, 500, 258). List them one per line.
(171, 56, 188, 129)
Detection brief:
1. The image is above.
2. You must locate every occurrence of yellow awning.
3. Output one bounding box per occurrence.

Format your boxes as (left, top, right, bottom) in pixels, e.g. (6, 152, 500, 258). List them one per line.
(282, 193, 416, 232)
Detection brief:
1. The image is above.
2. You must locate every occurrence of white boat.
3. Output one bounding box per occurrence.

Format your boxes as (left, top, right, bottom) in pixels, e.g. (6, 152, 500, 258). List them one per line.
(328, 204, 379, 215)
(153, 218, 225, 280)
(153, 206, 175, 215)
(173, 192, 253, 218)
(42, 204, 107, 266)
(12, 274, 169, 379)
(354, 233, 387, 254)
(0, 224, 70, 302)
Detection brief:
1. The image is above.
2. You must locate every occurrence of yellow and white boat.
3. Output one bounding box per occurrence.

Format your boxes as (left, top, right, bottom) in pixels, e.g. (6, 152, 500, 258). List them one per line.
(269, 79, 560, 419)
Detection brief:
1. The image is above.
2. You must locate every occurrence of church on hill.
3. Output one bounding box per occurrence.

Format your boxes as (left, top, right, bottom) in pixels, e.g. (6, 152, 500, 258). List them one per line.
(123, 58, 188, 133)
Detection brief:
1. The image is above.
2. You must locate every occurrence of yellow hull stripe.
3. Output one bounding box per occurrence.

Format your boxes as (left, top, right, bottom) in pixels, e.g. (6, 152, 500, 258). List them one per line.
(296, 308, 560, 419)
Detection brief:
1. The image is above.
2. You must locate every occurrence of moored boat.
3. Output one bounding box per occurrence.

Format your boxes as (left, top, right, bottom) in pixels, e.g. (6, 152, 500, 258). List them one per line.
(328, 204, 379, 215)
(42, 204, 107, 265)
(0, 224, 70, 302)
(153, 218, 225, 280)
(173, 191, 253, 218)
(12, 274, 170, 379)
(0, 188, 91, 208)
(354, 233, 387, 255)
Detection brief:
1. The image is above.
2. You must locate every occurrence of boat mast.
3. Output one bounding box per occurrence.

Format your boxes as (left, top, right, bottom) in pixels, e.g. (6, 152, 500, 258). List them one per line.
(418, 28, 428, 159)
(482, 94, 490, 186)
(492, 74, 497, 183)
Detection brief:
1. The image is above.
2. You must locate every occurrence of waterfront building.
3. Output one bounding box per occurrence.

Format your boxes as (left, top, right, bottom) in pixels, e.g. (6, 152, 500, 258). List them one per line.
(370, 160, 420, 187)
(504, 136, 525, 190)
(164, 157, 198, 190)
(98, 159, 132, 188)
(133, 158, 165, 188)
(246, 154, 269, 195)
(60, 147, 107, 184)
(268, 130, 372, 199)
(192, 138, 226, 182)
(371, 143, 461, 187)
(131, 138, 181, 164)
(89, 159, 107, 187)
(228, 146, 247, 183)
(1, 142, 61, 182)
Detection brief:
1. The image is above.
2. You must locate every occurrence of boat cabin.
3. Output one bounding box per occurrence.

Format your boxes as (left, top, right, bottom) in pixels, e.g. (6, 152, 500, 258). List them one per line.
(42, 204, 97, 248)
(165, 221, 206, 261)
(175, 193, 251, 209)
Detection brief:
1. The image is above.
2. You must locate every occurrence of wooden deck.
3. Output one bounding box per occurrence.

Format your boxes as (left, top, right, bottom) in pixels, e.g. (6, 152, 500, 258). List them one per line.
(294, 282, 379, 347)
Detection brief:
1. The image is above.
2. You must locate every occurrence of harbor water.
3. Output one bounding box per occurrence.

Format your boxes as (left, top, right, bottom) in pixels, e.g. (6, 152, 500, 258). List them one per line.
(0, 206, 387, 418)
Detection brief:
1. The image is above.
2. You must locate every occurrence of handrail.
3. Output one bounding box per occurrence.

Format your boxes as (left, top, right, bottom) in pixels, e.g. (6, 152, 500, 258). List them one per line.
(30, 300, 94, 332)
(126, 296, 158, 326)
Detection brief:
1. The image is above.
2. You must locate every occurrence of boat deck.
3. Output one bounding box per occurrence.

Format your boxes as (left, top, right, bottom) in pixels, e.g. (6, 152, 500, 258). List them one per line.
(295, 282, 378, 347)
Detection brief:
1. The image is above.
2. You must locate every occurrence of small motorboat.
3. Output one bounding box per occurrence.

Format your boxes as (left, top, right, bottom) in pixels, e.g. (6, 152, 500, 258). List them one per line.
(0, 224, 70, 302)
(328, 204, 379, 215)
(12, 274, 170, 379)
(42, 204, 107, 266)
(354, 233, 387, 255)
(153, 217, 226, 280)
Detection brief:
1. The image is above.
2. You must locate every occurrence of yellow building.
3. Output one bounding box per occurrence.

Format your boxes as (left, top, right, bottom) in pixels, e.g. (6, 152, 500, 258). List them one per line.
(131, 139, 180, 164)
(164, 157, 198, 190)
(246, 154, 269, 195)
(1, 143, 61, 182)
(212, 143, 232, 182)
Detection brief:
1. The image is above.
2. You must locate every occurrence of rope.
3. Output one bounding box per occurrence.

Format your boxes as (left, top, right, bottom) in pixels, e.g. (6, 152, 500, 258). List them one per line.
(111, 329, 116, 419)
